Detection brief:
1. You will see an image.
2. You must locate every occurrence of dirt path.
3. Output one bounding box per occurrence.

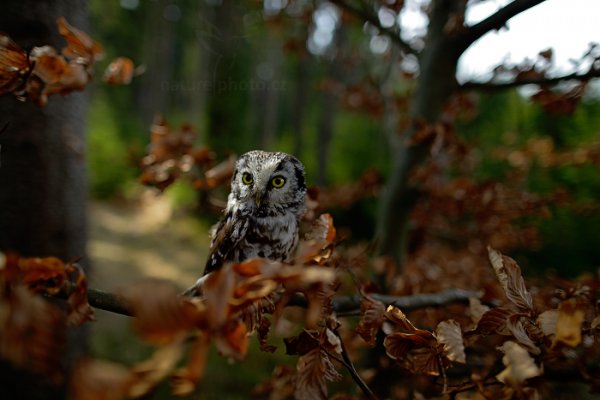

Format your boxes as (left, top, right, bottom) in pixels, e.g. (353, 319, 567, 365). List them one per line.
(88, 192, 210, 292)
(87, 192, 210, 359)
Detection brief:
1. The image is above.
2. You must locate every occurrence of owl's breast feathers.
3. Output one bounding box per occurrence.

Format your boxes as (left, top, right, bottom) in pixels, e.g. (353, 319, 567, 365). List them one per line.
(203, 207, 300, 275)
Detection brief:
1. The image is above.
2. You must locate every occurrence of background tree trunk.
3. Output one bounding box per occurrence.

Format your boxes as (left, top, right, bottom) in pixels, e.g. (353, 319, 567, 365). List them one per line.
(0, 0, 89, 396)
(376, 0, 466, 276)
(137, 0, 176, 126)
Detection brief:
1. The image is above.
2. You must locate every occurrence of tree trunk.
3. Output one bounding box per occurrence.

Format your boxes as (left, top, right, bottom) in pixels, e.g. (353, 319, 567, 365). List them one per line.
(291, 36, 311, 159)
(137, 0, 176, 126)
(376, 0, 466, 275)
(203, 1, 249, 152)
(0, 0, 90, 397)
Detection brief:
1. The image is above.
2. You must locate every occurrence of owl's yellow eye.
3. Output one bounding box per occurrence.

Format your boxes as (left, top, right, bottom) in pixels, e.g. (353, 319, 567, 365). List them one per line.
(271, 176, 286, 188)
(242, 172, 253, 185)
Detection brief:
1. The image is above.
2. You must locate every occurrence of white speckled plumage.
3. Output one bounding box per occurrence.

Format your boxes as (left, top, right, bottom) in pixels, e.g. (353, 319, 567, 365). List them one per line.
(203, 150, 306, 275)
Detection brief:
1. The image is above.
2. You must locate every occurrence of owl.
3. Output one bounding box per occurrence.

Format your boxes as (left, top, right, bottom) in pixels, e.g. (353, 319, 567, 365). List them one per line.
(203, 150, 307, 277)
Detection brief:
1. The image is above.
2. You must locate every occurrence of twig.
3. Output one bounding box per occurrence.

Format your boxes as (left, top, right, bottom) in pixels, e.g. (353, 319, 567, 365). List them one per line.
(329, 288, 480, 316)
(460, 68, 600, 92)
(329, 0, 418, 56)
(87, 287, 133, 316)
(461, 0, 546, 48)
(334, 329, 379, 400)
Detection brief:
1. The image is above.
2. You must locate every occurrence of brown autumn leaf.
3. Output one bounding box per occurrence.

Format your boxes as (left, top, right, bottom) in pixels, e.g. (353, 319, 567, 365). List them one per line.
(19, 255, 67, 294)
(70, 359, 134, 400)
(496, 341, 542, 388)
(506, 315, 540, 355)
(553, 298, 585, 347)
(470, 307, 512, 336)
(435, 319, 466, 364)
(128, 340, 184, 398)
(64, 262, 96, 326)
(296, 213, 337, 264)
(0, 34, 30, 95)
(171, 333, 210, 397)
(293, 331, 342, 400)
(355, 293, 386, 347)
(0, 285, 65, 381)
(119, 280, 199, 345)
(383, 306, 442, 375)
(214, 320, 249, 360)
(198, 153, 236, 189)
(385, 305, 433, 338)
(488, 247, 534, 313)
(468, 297, 490, 325)
(57, 16, 104, 65)
(103, 57, 135, 85)
(202, 265, 237, 328)
(536, 309, 558, 338)
(257, 315, 277, 353)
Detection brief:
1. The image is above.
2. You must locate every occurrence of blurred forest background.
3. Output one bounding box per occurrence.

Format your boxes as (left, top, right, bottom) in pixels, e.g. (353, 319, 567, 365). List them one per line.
(2, 0, 600, 398)
(87, 0, 600, 276)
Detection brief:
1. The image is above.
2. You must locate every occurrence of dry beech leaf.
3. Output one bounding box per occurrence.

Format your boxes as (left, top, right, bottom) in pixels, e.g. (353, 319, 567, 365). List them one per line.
(537, 309, 558, 338)
(468, 297, 490, 325)
(506, 315, 540, 355)
(488, 247, 534, 313)
(257, 315, 277, 353)
(356, 294, 386, 347)
(128, 340, 184, 398)
(294, 346, 342, 400)
(496, 341, 542, 388)
(591, 315, 600, 330)
(471, 307, 512, 336)
(214, 320, 249, 360)
(385, 305, 433, 338)
(296, 213, 337, 264)
(0, 34, 30, 94)
(553, 298, 585, 347)
(171, 333, 210, 397)
(65, 262, 96, 326)
(70, 359, 133, 400)
(119, 280, 198, 345)
(0, 285, 65, 381)
(57, 16, 104, 64)
(201, 154, 236, 189)
(435, 319, 466, 364)
(103, 57, 135, 85)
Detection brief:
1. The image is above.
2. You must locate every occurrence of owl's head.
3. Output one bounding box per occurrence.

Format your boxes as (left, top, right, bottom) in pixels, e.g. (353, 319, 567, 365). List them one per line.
(230, 150, 306, 216)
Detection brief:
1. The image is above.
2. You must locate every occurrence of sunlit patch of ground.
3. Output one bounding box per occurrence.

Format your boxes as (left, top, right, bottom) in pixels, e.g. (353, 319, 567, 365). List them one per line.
(88, 191, 210, 292)
(87, 191, 211, 363)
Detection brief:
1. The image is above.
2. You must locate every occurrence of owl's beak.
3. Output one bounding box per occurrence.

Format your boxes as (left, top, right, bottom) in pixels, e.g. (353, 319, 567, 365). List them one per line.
(255, 192, 263, 208)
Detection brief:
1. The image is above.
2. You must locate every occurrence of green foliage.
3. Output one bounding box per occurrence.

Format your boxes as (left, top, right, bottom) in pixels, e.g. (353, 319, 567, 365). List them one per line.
(87, 95, 138, 198)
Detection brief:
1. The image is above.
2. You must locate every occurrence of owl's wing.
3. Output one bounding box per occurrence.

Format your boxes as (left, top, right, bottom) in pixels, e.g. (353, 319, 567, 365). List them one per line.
(203, 212, 249, 275)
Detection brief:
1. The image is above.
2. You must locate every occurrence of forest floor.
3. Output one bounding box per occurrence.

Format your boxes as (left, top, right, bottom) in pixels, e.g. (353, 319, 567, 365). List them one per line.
(85, 193, 285, 398)
(86, 192, 210, 364)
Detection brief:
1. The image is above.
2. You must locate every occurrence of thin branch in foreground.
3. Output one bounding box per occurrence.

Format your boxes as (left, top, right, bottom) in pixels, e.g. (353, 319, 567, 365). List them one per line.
(333, 329, 379, 400)
(459, 68, 600, 92)
(87, 287, 133, 316)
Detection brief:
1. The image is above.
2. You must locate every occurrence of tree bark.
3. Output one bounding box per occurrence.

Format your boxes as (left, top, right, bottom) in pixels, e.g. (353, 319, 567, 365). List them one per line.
(0, 0, 89, 397)
(376, 0, 466, 274)
(137, 0, 176, 126)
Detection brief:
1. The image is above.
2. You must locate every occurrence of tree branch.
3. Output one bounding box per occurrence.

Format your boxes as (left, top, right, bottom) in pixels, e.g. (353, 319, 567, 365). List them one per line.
(81, 286, 478, 318)
(87, 287, 134, 316)
(329, 0, 418, 56)
(333, 329, 379, 400)
(279, 288, 478, 316)
(459, 67, 600, 91)
(462, 0, 546, 48)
